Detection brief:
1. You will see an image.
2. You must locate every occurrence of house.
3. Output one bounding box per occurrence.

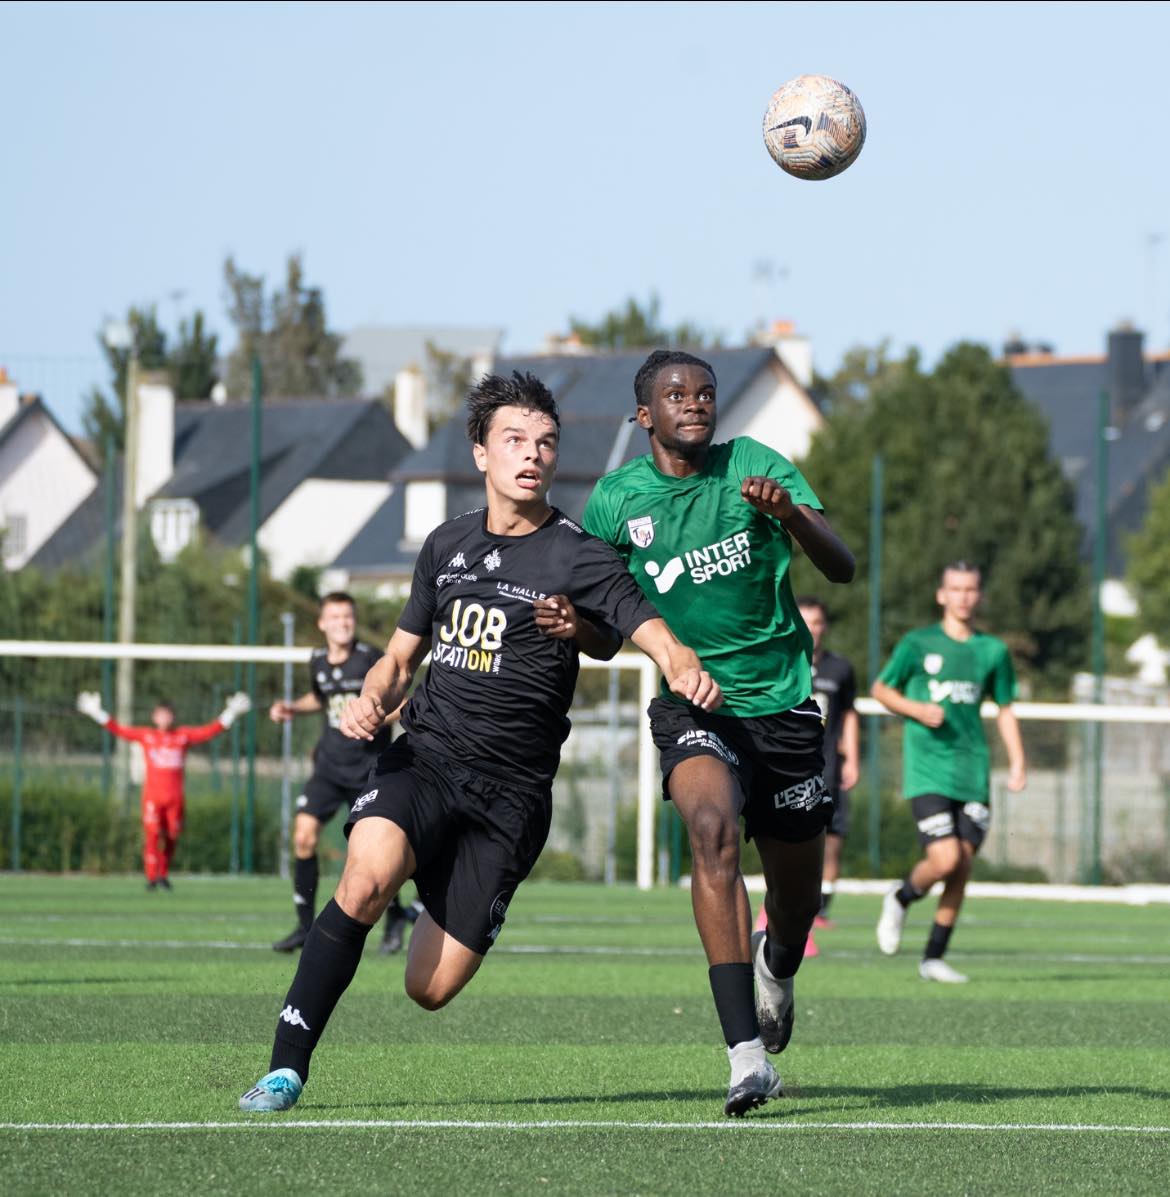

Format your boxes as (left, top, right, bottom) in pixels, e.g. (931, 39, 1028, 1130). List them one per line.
(31, 383, 414, 580)
(327, 327, 824, 594)
(1007, 324, 1170, 581)
(0, 368, 97, 570)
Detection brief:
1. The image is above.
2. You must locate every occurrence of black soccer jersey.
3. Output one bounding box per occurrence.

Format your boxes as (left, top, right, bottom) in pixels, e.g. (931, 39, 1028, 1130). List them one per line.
(309, 641, 390, 788)
(810, 649, 857, 792)
(396, 507, 660, 790)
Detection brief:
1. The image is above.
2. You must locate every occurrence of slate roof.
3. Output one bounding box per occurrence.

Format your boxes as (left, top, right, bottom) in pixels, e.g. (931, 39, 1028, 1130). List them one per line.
(31, 397, 412, 569)
(1009, 354, 1170, 574)
(340, 325, 504, 398)
(333, 346, 785, 575)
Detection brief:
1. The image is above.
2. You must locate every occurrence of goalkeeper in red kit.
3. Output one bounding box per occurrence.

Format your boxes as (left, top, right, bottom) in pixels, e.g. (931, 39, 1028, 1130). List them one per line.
(77, 690, 251, 889)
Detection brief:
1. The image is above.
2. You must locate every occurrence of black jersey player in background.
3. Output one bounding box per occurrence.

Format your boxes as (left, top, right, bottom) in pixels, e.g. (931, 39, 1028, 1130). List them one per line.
(268, 593, 415, 954)
(240, 371, 721, 1112)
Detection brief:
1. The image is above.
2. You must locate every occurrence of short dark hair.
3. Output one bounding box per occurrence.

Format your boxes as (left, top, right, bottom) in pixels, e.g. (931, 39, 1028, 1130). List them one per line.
(319, 591, 356, 611)
(466, 371, 560, 446)
(633, 350, 717, 409)
(152, 699, 174, 713)
(940, 561, 982, 584)
(796, 595, 828, 618)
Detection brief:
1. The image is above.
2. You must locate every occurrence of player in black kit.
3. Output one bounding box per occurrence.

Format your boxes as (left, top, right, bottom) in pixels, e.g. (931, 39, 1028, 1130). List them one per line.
(269, 593, 413, 954)
(240, 371, 722, 1111)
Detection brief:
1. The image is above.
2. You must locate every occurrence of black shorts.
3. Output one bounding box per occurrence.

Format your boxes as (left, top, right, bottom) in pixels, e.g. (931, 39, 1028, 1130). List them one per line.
(296, 772, 366, 824)
(909, 793, 991, 850)
(827, 789, 850, 838)
(345, 737, 552, 955)
(649, 696, 832, 843)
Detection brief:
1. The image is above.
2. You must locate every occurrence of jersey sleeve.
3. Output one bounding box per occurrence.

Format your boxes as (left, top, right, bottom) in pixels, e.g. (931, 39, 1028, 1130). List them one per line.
(569, 534, 660, 638)
(397, 531, 439, 637)
(179, 721, 227, 745)
(735, 438, 822, 510)
(581, 480, 620, 547)
(102, 720, 150, 743)
(986, 640, 1018, 706)
(877, 635, 918, 691)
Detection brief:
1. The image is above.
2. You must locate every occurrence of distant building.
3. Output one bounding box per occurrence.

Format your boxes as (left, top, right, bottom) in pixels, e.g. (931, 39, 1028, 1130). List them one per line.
(328, 329, 823, 594)
(0, 368, 97, 570)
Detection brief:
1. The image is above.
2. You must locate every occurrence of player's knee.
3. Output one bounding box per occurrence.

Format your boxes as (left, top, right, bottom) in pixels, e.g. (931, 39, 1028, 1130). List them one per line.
(335, 871, 391, 923)
(686, 807, 740, 872)
(293, 826, 318, 857)
(933, 839, 962, 876)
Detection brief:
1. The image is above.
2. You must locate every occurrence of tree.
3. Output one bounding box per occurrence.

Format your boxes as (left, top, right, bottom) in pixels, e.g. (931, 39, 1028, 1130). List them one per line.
(792, 342, 1091, 694)
(568, 294, 715, 350)
(1126, 470, 1170, 643)
(170, 311, 219, 400)
(222, 254, 361, 400)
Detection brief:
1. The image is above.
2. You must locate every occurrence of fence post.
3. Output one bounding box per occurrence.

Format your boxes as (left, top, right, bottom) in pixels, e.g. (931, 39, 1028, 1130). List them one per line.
(604, 663, 619, 885)
(10, 695, 22, 871)
(866, 453, 884, 876)
(229, 620, 242, 874)
(280, 612, 295, 883)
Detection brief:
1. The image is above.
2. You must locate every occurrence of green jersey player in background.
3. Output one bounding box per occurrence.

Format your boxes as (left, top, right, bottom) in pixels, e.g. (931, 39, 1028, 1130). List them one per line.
(583, 350, 855, 1116)
(873, 562, 1027, 982)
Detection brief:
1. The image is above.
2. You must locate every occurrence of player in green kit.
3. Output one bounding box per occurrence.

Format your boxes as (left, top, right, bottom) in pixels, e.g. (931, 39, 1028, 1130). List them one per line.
(583, 350, 855, 1116)
(873, 562, 1027, 982)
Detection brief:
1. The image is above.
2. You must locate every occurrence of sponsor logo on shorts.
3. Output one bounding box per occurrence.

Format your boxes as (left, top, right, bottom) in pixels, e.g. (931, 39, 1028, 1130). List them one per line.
(676, 728, 740, 765)
(918, 811, 955, 838)
(279, 1005, 311, 1031)
(771, 775, 830, 813)
(627, 515, 655, 548)
(295, 793, 308, 809)
(488, 891, 510, 942)
(962, 802, 991, 831)
(351, 788, 379, 813)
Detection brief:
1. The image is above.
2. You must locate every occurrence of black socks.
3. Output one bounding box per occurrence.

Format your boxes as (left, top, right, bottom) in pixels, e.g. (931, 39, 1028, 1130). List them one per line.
(895, 878, 925, 909)
(294, 855, 319, 932)
(923, 921, 954, 960)
(270, 899, 373, 1083)
(708, 963, 759, 1048)
(764, 937, 806, 981)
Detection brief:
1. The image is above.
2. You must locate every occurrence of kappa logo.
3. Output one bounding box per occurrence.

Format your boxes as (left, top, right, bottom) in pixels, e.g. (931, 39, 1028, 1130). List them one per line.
(449, 552, 467, 569)
(279, 1005, 311, 1031)
(351, 788, 379, 813)
(484, 549, 502, 572)
(627, 515, 655, 548)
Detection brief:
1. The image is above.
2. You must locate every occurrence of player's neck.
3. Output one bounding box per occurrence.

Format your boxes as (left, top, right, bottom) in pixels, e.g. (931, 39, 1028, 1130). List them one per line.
(649, 439, 708, 478)
(940, 614, 973, 641)
(325, 639, 354, 664)
(484, 494, 553, 537)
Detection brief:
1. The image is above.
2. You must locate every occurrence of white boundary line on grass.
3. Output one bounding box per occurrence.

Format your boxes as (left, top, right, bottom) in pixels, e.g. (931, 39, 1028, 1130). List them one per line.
(1, 1119, 1168, 1134)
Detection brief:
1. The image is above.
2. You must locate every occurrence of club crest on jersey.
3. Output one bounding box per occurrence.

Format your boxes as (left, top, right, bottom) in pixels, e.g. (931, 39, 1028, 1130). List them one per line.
(924, 653, 944, 675)
(627, 516, 655, 548)
(484, 549, 502, 572)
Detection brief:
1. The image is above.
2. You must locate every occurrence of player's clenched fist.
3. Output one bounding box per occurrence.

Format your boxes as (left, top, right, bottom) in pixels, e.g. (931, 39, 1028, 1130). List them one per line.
(533, 594, 577, 640)
(341, 693, 386, 740)
(740, 475, 795, 520)
(670, 668, 723, 712)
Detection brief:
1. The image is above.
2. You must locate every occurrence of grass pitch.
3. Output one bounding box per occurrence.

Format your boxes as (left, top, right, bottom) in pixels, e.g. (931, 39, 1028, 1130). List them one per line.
(1, 874, 1168, 1195)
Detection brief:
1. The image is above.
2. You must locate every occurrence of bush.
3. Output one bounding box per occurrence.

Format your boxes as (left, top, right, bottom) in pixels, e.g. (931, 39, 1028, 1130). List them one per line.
(529, 849, 587, 882)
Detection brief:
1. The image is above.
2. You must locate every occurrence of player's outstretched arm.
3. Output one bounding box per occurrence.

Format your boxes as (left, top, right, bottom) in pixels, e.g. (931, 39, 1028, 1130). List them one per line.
(340, 627, 429, 741)
(739, 477, 855, 583)
(871, 680, 944, 728)
(628, 618, 722, 711)
(269, 691, 322, 723)
(533, 594, 622, 660)
(996, 706, 1027, 792)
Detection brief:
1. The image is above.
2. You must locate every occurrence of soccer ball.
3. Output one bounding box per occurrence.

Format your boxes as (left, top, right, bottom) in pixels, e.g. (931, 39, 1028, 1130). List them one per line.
(762, 75, 866, 181)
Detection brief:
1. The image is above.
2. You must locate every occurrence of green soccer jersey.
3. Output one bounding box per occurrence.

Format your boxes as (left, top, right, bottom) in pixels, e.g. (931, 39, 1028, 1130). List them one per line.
(581, 437, 821, 716)
(877, 624, 1018, 804)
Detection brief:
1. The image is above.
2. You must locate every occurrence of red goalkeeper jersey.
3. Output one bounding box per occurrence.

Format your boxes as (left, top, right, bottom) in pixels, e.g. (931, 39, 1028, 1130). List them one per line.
(103, 720, 226, 805)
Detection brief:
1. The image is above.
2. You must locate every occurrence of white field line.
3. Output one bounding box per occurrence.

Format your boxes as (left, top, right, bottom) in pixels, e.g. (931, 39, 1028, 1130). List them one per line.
(0, 1118, 1168, 1134)
(737, 878, 1170, 905)
(1, 935, 1169, 967)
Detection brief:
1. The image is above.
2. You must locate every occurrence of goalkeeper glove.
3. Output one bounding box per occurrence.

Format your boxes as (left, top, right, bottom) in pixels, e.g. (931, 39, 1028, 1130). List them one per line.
(218, 691, 252, 728)
(77, 691, 111, 725)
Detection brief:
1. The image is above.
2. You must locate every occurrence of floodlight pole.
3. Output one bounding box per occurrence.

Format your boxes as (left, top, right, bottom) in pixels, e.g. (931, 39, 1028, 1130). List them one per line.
(243, 356, 262, 873)
(115, 351, 140, 808)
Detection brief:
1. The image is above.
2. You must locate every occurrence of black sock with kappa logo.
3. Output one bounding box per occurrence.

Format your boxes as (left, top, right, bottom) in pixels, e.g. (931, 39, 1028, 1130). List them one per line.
(294, 855, 319, 931)
(269, 899, 373, 1083)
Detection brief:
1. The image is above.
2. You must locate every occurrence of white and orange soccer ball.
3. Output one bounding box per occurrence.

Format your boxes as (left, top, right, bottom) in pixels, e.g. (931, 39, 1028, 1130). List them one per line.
(762, 74, 866, 181)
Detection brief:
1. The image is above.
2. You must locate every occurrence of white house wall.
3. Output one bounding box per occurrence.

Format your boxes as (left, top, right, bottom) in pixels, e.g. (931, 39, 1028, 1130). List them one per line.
(717, 361, 823, 463)
(258, 479, 393, 580)
(0, 413, 96, 569)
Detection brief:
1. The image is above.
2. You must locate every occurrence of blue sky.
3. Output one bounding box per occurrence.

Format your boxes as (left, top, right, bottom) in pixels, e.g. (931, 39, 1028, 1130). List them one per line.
(3, 0, 1169, 431)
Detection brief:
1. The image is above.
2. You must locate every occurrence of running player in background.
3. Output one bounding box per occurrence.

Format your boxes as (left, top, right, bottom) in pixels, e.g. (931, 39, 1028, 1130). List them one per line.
(76, 689, 251, 889)
(872, 562, 1027, 982)
(239, 371, 720, 1113)
(269, 592, 416, 954)
(583, 350, 855, 1116)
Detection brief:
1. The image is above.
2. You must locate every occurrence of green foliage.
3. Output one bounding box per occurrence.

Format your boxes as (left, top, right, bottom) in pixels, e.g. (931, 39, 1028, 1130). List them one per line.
(1126, 468, 1170, 643)
(795, 341, 1091, 695)
(222, 254, 361, 400)
(424, 340, 474, 433)
(529, 849, 587, 881)
(569, 294, 716, 350)
(170, 310, 219, 400)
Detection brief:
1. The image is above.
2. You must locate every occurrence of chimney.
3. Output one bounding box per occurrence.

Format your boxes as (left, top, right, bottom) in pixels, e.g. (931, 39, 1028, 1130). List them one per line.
(1107, 322, 1146, 423)
(0, 367, 18, 426)
(753, 320, 813, 388)
(394, 364, 428, 449)
(135, 373, 175, 507)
